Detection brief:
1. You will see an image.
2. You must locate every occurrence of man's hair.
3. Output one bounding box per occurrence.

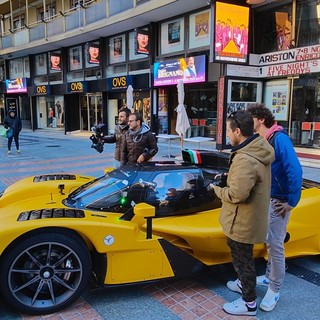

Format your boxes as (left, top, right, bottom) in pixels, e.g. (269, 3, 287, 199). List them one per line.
(247, 104, 275, 128)
(130, 112, 143, 124)
(119, 107, 131, 118)
(227, 110, 254, 137)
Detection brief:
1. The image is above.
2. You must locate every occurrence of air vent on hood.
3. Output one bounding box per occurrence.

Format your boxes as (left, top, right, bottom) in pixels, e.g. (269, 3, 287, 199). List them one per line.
(33, 174, 76, 182)
(18, 208, 85, 221)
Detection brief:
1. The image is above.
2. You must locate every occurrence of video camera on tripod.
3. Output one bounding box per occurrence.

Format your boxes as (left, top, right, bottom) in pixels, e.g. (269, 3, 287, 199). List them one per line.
(90, 124, 107, 153)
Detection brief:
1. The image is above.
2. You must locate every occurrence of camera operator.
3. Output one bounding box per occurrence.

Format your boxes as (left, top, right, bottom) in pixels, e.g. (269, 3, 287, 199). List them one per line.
(121, 112, 158, 166)
(103, 107, 131, 168)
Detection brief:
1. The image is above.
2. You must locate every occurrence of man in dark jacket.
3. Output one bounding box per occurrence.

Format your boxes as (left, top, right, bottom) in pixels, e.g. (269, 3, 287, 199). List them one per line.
(121, 112, 158, 165)
(246, 104, 302, 312)
(103, 107, 131, 168)
(4, 109, 22, 155)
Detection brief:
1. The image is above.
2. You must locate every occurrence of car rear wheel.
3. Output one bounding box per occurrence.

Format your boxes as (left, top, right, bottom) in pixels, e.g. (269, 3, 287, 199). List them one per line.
(0, 230, 92, 315)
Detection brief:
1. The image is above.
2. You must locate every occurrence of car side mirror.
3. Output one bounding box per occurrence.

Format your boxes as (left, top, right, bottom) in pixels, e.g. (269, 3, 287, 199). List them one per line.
(134, 203, 155, 239)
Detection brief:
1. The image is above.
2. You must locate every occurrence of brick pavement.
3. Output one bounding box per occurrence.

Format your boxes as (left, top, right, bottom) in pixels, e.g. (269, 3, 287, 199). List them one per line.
(1, 129, 319, 320)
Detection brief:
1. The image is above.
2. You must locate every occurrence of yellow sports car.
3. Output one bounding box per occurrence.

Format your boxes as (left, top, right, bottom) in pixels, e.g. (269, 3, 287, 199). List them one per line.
(0, 150, 319, 315)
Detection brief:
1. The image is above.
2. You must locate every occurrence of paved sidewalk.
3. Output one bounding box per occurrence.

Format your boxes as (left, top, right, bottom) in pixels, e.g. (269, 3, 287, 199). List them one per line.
(0, 129, 319, 320)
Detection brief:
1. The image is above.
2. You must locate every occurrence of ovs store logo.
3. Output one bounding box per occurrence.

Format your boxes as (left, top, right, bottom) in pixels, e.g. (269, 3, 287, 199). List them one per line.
(36, 86, 46, 94)
(35, 85, 50, 95)
(112, 76, 127, 88)
(70, 82, 83, 92)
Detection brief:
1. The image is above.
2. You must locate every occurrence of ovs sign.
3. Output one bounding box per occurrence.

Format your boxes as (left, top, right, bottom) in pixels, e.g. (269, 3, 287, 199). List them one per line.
(35, 85, 50, 95)
(67, 81, 87, 93)
(108, 75, 133, 91)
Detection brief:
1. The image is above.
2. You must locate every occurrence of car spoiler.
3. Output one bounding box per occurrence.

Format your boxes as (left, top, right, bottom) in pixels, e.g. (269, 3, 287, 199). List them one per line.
(182, 149, 229, 171)
(302, 178, 320, 189)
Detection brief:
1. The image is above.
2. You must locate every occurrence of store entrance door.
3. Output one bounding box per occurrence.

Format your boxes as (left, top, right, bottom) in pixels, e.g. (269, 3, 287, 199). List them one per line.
(80, 93, 103, 131)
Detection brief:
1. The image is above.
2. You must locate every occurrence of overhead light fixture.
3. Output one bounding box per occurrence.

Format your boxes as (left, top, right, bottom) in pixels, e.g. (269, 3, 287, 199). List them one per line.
(246, 0, 266, 4)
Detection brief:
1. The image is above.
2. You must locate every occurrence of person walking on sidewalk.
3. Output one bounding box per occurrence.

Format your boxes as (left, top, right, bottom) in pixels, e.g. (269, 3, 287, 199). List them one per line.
(103, 107, 131, 168)
(121, 112, 158, 165)
(4, 109, 22, 154)
(247, 104, 302, 312)
(211, 110, 274, 316)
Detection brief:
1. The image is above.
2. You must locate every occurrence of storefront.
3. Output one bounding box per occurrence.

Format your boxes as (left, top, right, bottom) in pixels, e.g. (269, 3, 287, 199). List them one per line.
(3, 78, 30, 128)
(258, 45, 320, 149)
(106, 74, 150, 134)
(153, 55, 218, 139)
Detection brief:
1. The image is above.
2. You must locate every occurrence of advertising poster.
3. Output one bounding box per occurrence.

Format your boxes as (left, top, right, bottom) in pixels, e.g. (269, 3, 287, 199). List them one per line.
(161, 18, 184, 54)
(154, 55, 206, 86)
(264, 79, 290, 121)
(87, 43, 100, 65)
(109, 35, 126, 64)
(135, 29, 150, 55)
(49, 52, 61, 71)
(6, 78, 27, 93)
(189, 9, 210, 49)
(213, 1, 249, 64)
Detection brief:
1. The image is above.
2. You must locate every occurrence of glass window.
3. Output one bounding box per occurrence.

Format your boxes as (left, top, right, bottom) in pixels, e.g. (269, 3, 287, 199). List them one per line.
(129, 31, 148, 61)
(189, 9, 211, 49)
(24, 57, 30, 78)
(296, 0, 320, 47)
(49, 51, 62, 73)
(253, 3, 293, 53)
(85, 41, 100, 68)
(9, 58, 24, 78)
(109, 35, 126, 64)
(109, 0, 133, 16)
(161, 17, 185, 55)
(69, 46, 83, 71)
(35, 54, 48, 76)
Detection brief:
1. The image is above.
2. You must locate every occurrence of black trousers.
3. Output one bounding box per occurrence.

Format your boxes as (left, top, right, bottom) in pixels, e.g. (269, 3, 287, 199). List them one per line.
(7, 133, 19, 151)
(227, 237, 256, 302)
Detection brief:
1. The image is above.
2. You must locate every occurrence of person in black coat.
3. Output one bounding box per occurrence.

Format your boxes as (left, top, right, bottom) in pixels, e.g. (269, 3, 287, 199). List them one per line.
(4, 109, 22, 154)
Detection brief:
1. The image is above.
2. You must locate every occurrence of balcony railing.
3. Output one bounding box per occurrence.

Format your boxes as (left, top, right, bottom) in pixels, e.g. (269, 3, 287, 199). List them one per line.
(0, 0, 148, 50)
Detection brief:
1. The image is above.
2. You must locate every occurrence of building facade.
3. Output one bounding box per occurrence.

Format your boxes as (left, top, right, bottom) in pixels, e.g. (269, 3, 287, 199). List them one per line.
(0, 0, 319, 150)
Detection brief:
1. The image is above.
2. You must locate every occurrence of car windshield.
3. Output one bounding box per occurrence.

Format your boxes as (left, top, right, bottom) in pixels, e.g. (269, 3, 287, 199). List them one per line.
(64, 170, 132, 212)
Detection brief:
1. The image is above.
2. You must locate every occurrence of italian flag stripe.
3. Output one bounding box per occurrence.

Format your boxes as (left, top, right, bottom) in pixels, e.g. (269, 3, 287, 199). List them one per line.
(187, 150, 202, 164)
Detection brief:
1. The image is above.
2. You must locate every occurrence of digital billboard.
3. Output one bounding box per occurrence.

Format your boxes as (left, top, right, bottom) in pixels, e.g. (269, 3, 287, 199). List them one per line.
(213, 1, 249, 64)
(6, 78, 27, 93)
(153, 55, 206, 86)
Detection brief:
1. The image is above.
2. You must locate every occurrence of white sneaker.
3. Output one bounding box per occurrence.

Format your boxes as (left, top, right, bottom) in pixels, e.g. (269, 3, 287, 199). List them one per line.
(260, 288, 280, 312)
(257, 275, 270, 287)
(226, 279, 242, 294)
(223, 297, 257, 316)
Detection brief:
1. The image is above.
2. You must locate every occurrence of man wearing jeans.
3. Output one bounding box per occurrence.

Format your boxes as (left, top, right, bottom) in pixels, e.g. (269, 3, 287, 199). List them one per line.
(247, 104, 302, 312)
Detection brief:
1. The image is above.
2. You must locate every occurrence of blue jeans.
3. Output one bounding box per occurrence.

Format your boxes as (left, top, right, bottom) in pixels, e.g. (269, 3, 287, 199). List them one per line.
(265, 198, 291, 293)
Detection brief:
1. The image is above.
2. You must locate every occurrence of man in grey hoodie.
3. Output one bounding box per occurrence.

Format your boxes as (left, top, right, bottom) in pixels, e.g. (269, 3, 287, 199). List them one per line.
(121, 112, 158, 166)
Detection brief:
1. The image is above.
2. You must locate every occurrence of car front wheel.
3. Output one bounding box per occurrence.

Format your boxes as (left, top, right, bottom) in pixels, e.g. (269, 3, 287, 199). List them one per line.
(0, 230, 92, 315)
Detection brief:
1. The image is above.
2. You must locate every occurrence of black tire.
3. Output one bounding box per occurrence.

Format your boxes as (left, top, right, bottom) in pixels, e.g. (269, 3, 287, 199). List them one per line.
(0, 230, 92, 315)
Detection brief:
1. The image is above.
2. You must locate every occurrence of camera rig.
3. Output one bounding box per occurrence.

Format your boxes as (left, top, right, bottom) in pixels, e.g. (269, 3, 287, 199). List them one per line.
(90, 123, 106, 153)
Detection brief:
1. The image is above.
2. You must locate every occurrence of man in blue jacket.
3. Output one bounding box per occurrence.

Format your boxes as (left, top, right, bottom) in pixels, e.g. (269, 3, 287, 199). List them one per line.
(246, 104, 302, 312)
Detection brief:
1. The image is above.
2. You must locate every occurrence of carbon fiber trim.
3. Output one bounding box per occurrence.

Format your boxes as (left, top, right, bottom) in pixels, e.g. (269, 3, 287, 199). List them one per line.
(159, 238, 201, 277)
